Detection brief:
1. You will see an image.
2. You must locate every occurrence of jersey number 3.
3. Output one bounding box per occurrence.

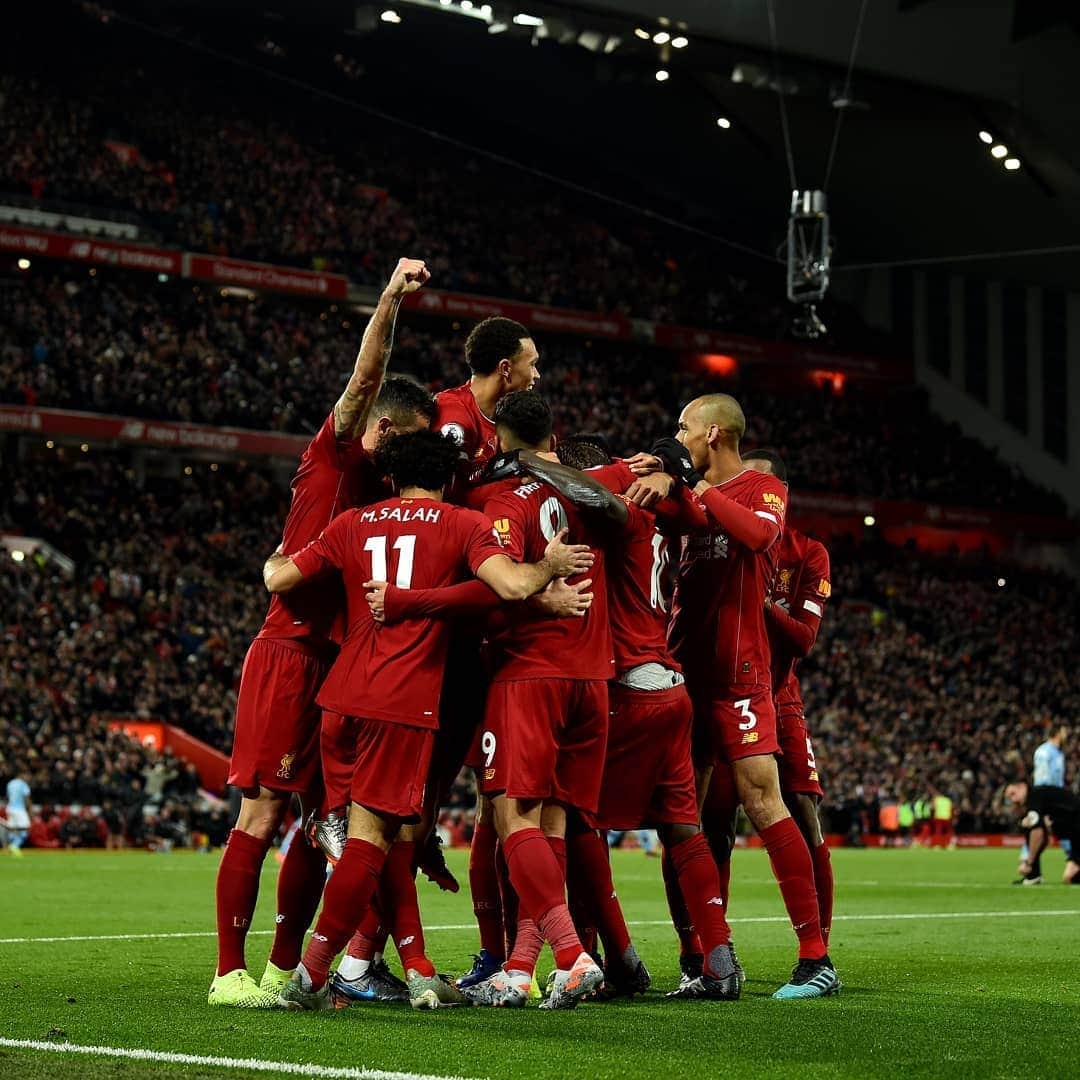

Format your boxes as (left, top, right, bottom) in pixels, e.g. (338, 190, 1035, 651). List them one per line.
(364, 535, 416, 588)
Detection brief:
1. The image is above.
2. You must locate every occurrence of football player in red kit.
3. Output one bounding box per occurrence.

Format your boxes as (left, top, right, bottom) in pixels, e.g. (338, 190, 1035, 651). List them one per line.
(208, 257, 432, 1009)
(744, 449, 834, 949)
(460, 394, 614, 1010)
(523, 437, 742, 1001)
(432, 316, 540, 988)
(264, 428, 594, 1011)
(434, 315, 540, 471)
(648, 394, 840, 999)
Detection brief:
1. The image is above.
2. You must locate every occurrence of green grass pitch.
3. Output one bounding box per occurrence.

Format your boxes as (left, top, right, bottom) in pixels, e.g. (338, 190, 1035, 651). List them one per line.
(1, 846, 1077, 1080)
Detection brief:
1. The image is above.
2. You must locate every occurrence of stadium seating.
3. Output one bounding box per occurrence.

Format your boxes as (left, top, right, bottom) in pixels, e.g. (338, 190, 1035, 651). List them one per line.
(2, 452, 1075, 843)
(0, 268, 1065, 515)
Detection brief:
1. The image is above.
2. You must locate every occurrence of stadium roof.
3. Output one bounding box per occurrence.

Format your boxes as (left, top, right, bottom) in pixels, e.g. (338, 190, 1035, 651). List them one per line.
(79, 0, 1080, 286)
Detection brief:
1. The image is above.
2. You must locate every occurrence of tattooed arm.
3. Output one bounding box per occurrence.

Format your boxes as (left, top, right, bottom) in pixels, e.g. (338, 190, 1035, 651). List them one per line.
(333, 257, 431, 439)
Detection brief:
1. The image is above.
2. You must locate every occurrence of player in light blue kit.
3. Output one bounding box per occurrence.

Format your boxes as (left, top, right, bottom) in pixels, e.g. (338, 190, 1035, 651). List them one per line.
(5, 773, 32, 857)
(1018, 725, 1069, 875)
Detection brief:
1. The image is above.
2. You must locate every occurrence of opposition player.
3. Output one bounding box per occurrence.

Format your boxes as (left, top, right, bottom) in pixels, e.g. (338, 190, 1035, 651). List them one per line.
(5, 772, 31, 857)
(744, 449, 834, 948)
(264, 428, 593, 1010)
(1006, 781, 1080, 885)
(649, 394, 839, 999)
(524, 437, 741, 1001)
(209, 257, 432, 1009)
(432, 315, 540, 987)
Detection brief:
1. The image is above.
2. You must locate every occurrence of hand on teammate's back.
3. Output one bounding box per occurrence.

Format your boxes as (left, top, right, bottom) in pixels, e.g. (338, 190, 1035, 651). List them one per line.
(543, 528, 594, 578)
(533, 577, 594, 618)
(623, 452, 663, 476)
(364, 579, 389, 623)
(625, 472, 674, 508)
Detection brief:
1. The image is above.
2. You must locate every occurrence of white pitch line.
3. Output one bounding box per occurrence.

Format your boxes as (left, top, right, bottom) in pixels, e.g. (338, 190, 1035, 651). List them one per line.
(0, 1038, 483, 1080)
(1, 910, 1076, 946)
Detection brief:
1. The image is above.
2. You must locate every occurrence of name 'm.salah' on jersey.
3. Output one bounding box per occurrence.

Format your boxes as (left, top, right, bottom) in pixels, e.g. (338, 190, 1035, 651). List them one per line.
(609, 500, 679, 674)
(768, 527, 831, 710)
(668, 468, 787, 690)
(257, 410, 386, 647)
(289, 498, 504, 728)
(482, 479, 614, 683)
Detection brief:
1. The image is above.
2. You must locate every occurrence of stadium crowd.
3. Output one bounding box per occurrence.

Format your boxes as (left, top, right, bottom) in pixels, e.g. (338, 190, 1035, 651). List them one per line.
(2, 447, 1075, 848)
(0, 268, 1065, 517)
(0, 68, 787, 336)
(802, 540, 1080, 835)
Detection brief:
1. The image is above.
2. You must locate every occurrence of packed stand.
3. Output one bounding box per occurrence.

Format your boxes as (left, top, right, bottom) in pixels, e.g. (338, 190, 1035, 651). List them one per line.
(0, 9, 842, 341)
(803, 539, 1080, 836)
(1, 447, 1076, 847)
(0, 266, 1066, 516)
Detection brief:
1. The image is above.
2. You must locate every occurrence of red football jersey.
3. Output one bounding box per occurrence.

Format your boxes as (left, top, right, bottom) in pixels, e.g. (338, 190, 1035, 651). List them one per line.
(290, 497, 504, 727)
(768, 527, 831, 711)
(434, 382, 498, 468)
(482, 479, 614, 683)
(608, 501, 679, 674)
(668, 468, 787, 691)
(257, 411, 385, 647)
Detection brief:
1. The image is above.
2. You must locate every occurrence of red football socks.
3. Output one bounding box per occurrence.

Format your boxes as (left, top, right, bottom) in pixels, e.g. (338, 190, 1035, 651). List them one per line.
(760, 817, 827, 960)
(812, 841, 834, 948)
(469, 820, 505, 960)
(504, 827, 583, 971)
(670, 833, 731, 974)
(495, 841, 519, 958)
(215, 828, 271, 976)
(345, 900, 383, 961)
(565, 834, 598, 955)
(268, 834, 327, 971)
(568, 829, 631, 959)
(301, 838, 386, 989)
(547, 834, 567, 880)
(379, 841, 434, 978)
(661, 844, 702, 957)
(506, 915, 544, 976)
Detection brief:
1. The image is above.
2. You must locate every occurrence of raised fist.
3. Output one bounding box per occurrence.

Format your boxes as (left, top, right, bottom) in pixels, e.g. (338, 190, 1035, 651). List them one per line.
(387, 257, 431, 297)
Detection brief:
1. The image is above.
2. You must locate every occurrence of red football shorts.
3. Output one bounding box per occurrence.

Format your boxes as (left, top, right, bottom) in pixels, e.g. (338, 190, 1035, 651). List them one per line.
(320, 710, 354, 811)
(321, 713, 434, 822)
(228, 637, 332, 795)
(479, 678, 608, 814)
(777, 710, 824, 798)
(593, 683, 698, 830)
(691, 683, 779, 766)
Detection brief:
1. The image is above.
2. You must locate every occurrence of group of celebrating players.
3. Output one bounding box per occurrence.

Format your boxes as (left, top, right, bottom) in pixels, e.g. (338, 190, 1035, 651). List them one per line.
(207, 257, 840, 1013)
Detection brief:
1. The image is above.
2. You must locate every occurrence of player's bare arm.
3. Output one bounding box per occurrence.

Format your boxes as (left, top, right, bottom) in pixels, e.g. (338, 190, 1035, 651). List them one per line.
(333, 257, 430, 439)
(519, 451, 629, 526)
(476, 528, 592, 601)
(263, 553, 306, 593)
